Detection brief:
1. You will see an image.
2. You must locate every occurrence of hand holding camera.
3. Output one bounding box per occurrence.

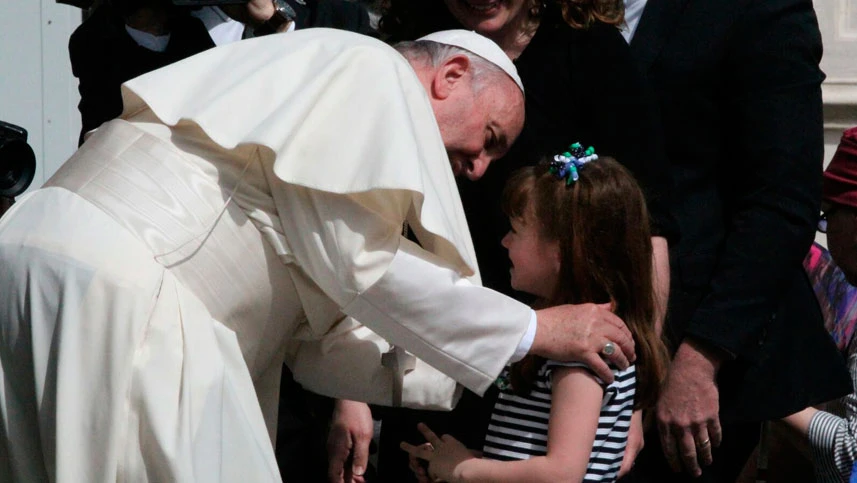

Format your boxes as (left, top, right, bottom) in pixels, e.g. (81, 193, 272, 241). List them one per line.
(172, 0, 293, 33)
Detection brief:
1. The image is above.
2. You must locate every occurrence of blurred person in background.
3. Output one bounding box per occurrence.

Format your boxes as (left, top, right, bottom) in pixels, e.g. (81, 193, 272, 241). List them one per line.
(780, 127, 857, 483)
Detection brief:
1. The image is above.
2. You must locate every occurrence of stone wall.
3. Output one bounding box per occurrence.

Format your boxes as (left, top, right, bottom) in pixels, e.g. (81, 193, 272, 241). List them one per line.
(814, 0, 857, 245)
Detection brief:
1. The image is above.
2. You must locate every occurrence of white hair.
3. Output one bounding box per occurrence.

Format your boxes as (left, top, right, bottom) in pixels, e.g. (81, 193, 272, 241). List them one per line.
(394, 40, 511, 94)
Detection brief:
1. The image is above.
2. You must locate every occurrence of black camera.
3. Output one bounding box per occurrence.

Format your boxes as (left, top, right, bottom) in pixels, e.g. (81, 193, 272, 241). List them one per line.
(0, 121, 36, 199)
(55, 0, 252, 10)
(55, 0, 250, 9)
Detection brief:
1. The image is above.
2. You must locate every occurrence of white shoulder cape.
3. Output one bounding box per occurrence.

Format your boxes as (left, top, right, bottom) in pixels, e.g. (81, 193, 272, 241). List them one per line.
(120, 28, 480, 280)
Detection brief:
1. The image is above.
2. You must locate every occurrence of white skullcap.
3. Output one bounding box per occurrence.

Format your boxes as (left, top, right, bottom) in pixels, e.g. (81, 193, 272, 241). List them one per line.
(417, 29, 524, 94)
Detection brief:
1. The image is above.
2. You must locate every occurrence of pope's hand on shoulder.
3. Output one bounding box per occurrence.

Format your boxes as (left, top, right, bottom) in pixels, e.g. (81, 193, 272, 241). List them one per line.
(531, 303, 635, 384)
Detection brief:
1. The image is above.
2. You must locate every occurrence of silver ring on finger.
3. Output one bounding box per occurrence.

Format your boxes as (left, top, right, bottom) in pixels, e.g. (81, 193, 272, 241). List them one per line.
(696, 438, 711, 448)
(602, 341, 616, 356)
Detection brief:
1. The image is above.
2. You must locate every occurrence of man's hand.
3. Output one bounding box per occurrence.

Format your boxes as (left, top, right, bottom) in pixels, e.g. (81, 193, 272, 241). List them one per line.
(327, 399, 374, 483)
(532, 303, 635, 383)
(618, 409, 645, 478)
(656, 339, 724, 478)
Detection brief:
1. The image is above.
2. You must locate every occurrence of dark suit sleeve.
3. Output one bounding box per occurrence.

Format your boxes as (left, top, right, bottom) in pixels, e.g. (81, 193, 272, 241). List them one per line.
(683, 0, 825, 356)
(311, 0, 374, 36)
(584, 24, 677, 243)
(69, 10, 125, 146)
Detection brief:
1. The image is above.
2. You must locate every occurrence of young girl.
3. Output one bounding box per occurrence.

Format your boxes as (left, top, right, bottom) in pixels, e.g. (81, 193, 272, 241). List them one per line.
(402, 143, 669, 482)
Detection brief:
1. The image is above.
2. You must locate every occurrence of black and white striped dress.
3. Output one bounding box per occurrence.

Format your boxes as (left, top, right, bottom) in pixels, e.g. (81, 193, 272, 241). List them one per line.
(482, 361, 636, 482)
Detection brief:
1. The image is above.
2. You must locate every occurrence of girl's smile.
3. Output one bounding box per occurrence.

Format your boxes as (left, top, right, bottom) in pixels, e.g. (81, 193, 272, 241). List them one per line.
(501, 212, 560, 299)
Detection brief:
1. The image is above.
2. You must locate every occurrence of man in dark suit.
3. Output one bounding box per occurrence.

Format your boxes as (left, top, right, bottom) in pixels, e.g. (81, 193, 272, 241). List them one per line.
(286, 0, 372, 34)
(621, 0, 852, 481)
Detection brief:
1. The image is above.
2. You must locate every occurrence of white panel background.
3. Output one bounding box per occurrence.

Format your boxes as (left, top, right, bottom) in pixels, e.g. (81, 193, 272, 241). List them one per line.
(0, 1, 81, 193)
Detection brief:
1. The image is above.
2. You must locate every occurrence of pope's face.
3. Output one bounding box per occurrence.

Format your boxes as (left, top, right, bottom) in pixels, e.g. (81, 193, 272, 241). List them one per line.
(437, 76, 524, 181)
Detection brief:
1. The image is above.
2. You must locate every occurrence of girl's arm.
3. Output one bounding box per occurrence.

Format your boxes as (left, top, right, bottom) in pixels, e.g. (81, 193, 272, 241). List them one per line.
(781, 351, 857, 481)
(404, 366, 604, 483)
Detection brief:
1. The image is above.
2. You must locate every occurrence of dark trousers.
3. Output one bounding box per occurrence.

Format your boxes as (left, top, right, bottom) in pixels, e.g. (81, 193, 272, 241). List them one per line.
(377, 388, 498, 482)
(274, 368, 335, 483)
(620, 421, 761, 483)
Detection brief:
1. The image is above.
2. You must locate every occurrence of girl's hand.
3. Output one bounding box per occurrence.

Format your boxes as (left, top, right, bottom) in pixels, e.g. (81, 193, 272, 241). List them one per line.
(406, 443, 433, 483)
(407, 444, 484, 483)
(400, 423, 478, 482)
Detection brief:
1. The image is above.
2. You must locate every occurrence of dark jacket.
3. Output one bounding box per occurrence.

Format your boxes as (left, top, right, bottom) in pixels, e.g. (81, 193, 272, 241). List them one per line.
(288, 0, 372, 34)
(630, 0, 851, 422)
(69, 5, 215, 146)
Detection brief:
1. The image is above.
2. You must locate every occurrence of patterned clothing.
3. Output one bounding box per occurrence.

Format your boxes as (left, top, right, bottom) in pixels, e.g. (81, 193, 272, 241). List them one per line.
(809, 352, 857, 482)
(483, 362, 636, 481)
(804, 242, 857, 353)
(803, 242, 857, 482)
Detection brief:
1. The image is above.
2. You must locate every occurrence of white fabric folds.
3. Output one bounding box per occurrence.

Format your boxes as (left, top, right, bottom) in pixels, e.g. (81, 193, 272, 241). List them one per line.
(121, 28, 480, 282)
(0, 29, 533, 482)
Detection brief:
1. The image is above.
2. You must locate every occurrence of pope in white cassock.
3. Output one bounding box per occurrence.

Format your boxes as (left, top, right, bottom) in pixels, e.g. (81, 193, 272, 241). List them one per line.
(0, 28, 634, 482)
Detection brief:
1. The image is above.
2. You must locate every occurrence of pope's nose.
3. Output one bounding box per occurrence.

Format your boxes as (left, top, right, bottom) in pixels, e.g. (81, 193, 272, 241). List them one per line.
(465, 153, 491, 181)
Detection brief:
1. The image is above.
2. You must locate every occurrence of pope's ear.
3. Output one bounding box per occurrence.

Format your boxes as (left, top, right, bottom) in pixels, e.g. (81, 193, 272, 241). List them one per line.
(431, 54, 471, 100)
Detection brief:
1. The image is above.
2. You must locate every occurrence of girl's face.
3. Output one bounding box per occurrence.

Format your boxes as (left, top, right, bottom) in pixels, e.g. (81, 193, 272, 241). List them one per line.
(501, 210, 561, 299)
(442, 0, 530, 38)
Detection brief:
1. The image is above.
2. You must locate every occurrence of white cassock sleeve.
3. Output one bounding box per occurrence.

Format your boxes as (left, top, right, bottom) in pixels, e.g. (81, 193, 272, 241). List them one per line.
(286, 316, 464, 410)
(276, 184, 533, 399)
(117, 29, 535, 404)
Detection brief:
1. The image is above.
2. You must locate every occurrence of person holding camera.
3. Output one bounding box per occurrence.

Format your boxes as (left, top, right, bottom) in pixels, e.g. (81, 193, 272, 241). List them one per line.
(0, 121, 37, 219)
(69, 0, 372, 145)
